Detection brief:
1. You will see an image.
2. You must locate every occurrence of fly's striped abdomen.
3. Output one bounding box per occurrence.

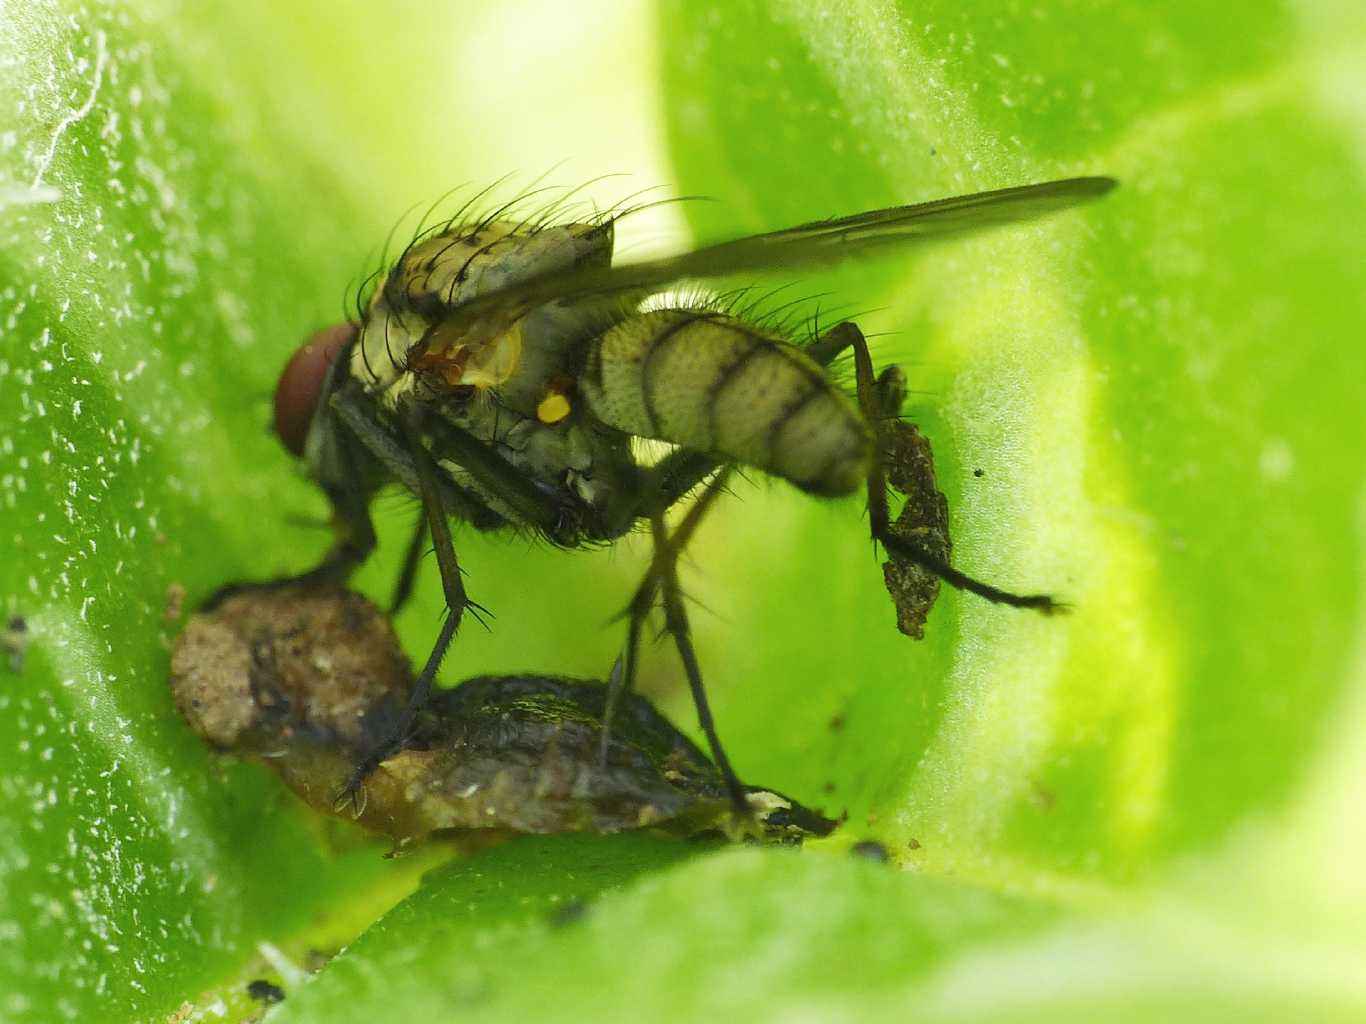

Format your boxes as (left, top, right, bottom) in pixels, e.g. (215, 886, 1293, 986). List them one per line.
(581, 309, 874, 496)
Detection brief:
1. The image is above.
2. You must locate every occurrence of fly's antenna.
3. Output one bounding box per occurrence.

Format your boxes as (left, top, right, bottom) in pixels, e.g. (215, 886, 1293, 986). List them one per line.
(595, 182, 671, 222)
(504, 183, 593, 238)
(471, 169, 573, 235)
(437, 172, 518, 235)
(410, 181, 475, 246)
(525, 173, 632, 230)
(378, 198, 428, 276)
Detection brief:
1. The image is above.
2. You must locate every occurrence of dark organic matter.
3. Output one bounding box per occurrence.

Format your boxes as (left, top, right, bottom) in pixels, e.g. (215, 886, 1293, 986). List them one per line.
(880, 421, 951, 638)
(170, 583, 837, 844)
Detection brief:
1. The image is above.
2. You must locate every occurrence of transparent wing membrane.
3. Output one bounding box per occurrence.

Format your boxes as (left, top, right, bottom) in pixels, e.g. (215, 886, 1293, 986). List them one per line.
(434, 176, 1116, 331)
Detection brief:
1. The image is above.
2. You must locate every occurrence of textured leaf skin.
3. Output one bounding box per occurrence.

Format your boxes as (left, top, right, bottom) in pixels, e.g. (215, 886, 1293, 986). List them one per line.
(3, 1, 1366, 1021)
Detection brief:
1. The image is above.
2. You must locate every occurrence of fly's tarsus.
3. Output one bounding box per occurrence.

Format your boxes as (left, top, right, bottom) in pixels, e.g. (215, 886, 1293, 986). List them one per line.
(877, 532, 1063, 613)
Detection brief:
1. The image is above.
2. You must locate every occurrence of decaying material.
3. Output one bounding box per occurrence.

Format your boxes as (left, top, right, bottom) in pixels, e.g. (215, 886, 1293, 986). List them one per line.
(880, 420, 952, 639)
(171, 583, 835, 843)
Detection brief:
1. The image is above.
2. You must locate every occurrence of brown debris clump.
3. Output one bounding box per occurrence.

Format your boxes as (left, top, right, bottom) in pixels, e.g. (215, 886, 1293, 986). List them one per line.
(880, 420, 952, 639)
(170, 583, 836, 845)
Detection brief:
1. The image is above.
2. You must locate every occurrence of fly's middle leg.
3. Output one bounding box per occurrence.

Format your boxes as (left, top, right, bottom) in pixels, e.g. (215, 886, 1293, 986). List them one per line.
(603, 467, 748, 812)
(604, 465, 728, 738)
(202, 436, 379, 611)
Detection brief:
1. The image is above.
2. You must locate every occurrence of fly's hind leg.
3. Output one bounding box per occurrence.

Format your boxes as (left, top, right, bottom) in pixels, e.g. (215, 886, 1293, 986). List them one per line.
(823, 321, 1061, 612)
(603, 467, 748, 812)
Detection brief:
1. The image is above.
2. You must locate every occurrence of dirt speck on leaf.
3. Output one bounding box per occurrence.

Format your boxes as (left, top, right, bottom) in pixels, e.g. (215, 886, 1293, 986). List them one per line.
(3, 615, 29, 673)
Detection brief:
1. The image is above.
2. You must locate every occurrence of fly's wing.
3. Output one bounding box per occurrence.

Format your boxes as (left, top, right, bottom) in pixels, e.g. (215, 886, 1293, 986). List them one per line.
(433, 176, 1116, 332)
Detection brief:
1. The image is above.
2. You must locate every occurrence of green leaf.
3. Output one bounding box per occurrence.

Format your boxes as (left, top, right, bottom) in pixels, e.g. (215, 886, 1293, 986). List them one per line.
(269, 836, 1366, 1023)
(3, 1, 1365, 1021)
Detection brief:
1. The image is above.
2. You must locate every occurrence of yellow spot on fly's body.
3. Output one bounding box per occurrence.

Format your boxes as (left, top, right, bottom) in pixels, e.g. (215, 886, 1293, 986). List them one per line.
(537, 389, 572, 424)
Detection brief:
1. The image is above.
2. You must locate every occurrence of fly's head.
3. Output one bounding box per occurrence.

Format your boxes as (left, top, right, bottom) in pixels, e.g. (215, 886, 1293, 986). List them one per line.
(273, 322, 356, 458)
(270, 210, 615, 482)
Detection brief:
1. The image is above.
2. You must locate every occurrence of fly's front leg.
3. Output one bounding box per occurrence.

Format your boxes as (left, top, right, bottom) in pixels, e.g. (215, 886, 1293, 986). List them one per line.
(330, 382, 502, 530)
(336, 412, 478, 808)
(830, 321, 1061, 612)
(203, 427, 378, 611)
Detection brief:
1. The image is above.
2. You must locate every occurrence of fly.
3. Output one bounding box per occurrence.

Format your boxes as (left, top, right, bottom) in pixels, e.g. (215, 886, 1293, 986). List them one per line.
(253, 175, 1117, 812)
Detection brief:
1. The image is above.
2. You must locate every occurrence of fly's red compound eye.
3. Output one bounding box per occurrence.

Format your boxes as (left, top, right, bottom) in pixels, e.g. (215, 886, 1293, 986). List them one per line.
(273, 323, 356, 457)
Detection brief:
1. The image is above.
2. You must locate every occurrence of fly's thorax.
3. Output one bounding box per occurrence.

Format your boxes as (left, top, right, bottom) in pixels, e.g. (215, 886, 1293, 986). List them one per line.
(397, 220, 613, 313)
(478, 297, 620, 419)
(350, 220, 614, 401)
(275, 323, 356, 459)
(580, 308, 874, 496)
(350, 298, 427, 404)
